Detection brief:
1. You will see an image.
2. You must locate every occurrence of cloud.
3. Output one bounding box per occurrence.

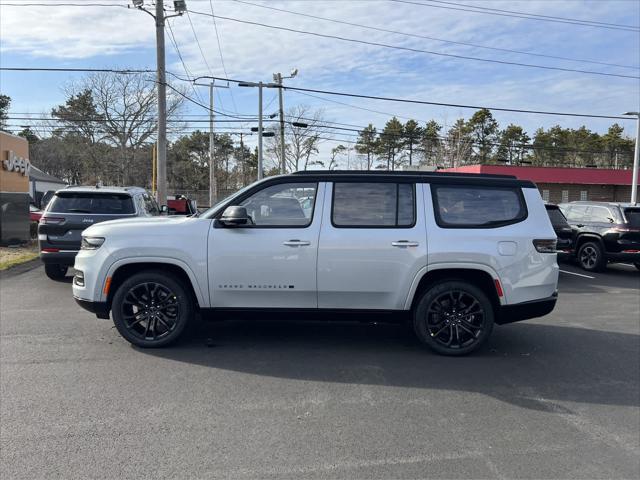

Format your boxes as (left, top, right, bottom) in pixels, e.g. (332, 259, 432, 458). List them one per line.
(1, 0, 638, 142)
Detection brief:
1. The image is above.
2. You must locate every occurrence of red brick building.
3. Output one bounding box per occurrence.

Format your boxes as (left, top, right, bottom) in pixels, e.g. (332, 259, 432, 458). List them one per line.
(441, 165, 635, 204)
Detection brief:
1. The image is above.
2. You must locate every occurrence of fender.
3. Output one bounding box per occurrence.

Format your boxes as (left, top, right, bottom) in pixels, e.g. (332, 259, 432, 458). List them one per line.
(403, 262, 505, 310)
(101, 256, 209, 308)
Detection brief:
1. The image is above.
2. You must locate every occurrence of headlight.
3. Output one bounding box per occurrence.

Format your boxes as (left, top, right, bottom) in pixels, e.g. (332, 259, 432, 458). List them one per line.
(81, 236, 105, 250)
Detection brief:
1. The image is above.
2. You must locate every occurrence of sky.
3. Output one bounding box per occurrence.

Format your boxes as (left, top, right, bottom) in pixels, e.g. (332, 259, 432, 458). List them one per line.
(1, 0, 639, 163)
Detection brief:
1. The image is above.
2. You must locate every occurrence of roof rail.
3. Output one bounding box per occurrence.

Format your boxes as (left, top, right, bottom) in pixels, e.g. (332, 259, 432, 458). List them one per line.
(291, 170, 517, 179)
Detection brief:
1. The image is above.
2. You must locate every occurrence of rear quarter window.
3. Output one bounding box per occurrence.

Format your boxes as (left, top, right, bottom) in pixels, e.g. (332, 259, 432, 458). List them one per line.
(432, 185, 527, 228)
(546, 207, 569, 227)
(624, 208, 640, 228)
(47, 193, 135, 215)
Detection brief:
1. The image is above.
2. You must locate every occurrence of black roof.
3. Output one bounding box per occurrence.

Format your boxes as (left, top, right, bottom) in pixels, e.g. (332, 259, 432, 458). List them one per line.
(290, 170, 535, 188)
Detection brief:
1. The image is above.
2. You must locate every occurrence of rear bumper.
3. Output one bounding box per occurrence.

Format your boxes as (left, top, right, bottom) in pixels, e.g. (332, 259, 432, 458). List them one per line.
(496, 293, 558, 325)
(74, 296, 110, 319)
(39, 250, 79, 266)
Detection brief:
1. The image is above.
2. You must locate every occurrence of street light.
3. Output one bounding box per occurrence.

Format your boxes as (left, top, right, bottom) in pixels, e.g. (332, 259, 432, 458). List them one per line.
(623, 111, 640, 205)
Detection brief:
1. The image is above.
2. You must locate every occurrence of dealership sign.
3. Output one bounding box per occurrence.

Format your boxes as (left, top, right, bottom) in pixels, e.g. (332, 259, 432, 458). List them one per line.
(3, 151, 30, 176)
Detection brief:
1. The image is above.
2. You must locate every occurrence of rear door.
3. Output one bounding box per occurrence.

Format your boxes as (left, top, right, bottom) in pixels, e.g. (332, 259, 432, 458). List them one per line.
(317, 181, 427, 310)
(41, 192, 136, 249)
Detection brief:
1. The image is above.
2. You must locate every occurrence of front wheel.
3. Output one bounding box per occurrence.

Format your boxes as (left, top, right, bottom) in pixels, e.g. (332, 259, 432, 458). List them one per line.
(577, 241, 606, 272)
(44, 264, 68, 280)
(112, 270, 193, 348)
(413, 281, 494, 356)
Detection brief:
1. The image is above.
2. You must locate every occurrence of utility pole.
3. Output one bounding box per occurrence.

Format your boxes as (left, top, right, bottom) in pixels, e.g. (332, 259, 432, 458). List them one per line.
(623, 112, 640, 204)
(131, 0, 187, 205)
(258, 82, 263, 180)
(155, 0, 168, 205)
(273, 69, 298, 174)
(193, 77, 229, 206)
(209, 82, 216, 205)
(276, 74, 286, 174)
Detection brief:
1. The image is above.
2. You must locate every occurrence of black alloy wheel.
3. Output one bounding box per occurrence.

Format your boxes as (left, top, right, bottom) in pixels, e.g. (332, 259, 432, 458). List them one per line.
(112, 271, 193, 347)
(577, 241, 605, 272)
(413, 281, 494, 355)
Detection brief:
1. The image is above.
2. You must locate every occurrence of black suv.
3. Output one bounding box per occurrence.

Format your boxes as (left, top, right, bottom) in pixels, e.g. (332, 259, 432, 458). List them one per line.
(39, 186, 160, 280)
(559, 201, 640, 271)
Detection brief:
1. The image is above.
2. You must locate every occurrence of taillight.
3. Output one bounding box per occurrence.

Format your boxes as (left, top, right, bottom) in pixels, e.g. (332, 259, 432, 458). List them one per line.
(533, 239, 557, 253)
(41, 247, 60, 253)
(41, 217, 64, 225)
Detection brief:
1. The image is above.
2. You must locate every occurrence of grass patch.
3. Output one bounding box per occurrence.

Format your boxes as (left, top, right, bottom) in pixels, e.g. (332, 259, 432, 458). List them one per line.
(0, 243, 39, 271)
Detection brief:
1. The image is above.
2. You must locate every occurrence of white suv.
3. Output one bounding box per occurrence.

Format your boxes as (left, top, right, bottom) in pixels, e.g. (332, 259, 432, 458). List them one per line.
(72, 171, 559, 355)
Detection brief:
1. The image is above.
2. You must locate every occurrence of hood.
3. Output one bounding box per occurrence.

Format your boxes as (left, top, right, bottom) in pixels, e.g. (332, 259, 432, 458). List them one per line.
(82, 215, 197, 237)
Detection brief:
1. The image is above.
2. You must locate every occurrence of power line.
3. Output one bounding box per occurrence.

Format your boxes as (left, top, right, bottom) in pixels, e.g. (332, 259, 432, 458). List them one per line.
(3, 67, 634, 120)
(165, 19, 207, 106)
(391, 0, 640, 32)
(208, 0, 239, 114)
(230, 0, 638, 71)
(281, 85, 634, 121)
(425, 0, 639, 30)
(186, 9, 639, 79)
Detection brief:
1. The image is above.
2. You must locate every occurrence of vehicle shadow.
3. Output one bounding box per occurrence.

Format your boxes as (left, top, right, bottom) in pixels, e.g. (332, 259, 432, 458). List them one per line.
(139, 317, 640, 412)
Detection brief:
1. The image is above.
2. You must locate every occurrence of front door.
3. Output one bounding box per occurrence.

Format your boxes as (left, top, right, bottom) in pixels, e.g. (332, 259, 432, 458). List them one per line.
(208, 181, 324, 308)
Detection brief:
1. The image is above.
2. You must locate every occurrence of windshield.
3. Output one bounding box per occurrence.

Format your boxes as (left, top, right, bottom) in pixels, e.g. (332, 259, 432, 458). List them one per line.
(48, 192, 135, 215)
(624, 208, 640, 228)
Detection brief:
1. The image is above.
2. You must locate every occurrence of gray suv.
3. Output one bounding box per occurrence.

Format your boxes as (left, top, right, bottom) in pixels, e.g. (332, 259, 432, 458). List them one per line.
(38, 186, 160, 280)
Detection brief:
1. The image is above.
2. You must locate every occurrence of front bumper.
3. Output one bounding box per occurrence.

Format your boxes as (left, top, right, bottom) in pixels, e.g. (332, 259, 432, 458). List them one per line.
(496, 292, 558, 325)
(74, 297, 110, 319)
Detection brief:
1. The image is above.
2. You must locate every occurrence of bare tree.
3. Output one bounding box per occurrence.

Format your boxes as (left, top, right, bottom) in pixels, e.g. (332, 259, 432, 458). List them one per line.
(266, 105, 326, 172)
(69, 72, 184, 184)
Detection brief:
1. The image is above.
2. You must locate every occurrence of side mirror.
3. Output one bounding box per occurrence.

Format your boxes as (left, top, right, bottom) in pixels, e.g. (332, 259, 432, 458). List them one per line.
(219, 206, 251, 226)
(608, 217, 615, 223)
(160, 205, 169, 215)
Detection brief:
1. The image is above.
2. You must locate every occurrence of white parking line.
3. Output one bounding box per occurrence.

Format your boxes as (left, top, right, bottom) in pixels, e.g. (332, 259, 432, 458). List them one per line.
(560, 269, 595, 279)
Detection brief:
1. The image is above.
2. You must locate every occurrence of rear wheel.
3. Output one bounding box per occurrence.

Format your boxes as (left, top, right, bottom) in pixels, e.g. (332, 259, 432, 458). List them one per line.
(112, 270, 193, 348)
(44, 264, 68, 280)
(413, 280, 494, 356)
(577, 241, 606, 272)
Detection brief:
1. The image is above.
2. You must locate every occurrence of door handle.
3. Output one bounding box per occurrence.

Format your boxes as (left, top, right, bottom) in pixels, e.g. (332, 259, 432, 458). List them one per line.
(283, 239, 311, 247)
(391, 240, 419, 247)
(576, 224, 584, 228)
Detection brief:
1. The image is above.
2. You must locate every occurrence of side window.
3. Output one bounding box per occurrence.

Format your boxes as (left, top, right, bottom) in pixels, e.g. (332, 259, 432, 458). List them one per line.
(332, 182, 415, 228)
(432, 185, 526, 228)
(134, 195, 146, 215)
(240, 182, 317, 227)
(590, 206, 613, 223)
(565, 205, 588, 221)
(143, 194, 160, 216)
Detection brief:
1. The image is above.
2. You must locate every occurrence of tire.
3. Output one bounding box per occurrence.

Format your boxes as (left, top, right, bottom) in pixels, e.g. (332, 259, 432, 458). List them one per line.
(111, 270, 193, 348)
(577, 241, 606, 272)
(44, 264, 68, 280)
(413, 280, 494, 356)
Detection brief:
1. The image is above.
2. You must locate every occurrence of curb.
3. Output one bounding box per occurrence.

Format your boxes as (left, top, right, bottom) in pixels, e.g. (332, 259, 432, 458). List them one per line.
(0, 258, 42, 279)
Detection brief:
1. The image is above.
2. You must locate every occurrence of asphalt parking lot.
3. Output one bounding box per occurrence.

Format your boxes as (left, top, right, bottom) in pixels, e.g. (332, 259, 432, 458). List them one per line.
(1, 261, 639, 479)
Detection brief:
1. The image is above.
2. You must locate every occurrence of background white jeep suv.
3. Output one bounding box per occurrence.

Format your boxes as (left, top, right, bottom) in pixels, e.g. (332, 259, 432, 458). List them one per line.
(72, 171, 559, 355)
